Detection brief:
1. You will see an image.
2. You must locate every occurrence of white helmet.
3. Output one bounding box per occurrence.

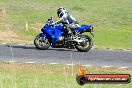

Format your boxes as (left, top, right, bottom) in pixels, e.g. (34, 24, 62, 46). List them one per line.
(57, 7, 66, 18)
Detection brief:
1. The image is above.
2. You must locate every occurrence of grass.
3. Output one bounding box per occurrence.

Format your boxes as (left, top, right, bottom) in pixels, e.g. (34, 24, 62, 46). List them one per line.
(0, 0, 132, 49)
(0, 63, 131, 88)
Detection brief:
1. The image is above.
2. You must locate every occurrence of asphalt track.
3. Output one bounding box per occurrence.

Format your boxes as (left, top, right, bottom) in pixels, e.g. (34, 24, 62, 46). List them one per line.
(0, 44, 132, 68)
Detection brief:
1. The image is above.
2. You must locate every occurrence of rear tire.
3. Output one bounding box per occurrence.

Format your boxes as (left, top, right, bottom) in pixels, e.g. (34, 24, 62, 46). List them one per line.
(75, 35, 93, 52)
(34, 34, 50, 50)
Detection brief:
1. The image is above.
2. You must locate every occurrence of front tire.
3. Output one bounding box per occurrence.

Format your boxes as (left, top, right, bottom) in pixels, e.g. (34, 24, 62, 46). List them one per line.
(34, 34, 50, 50)
(75, 35, 93, 52)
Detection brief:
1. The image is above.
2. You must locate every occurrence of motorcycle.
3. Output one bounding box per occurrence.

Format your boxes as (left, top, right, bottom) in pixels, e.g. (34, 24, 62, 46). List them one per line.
(34, 17, 94, 52)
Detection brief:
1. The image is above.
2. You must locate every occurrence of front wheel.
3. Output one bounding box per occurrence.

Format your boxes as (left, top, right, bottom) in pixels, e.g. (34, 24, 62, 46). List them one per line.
(75, 35, 93, 52)
(34, 34, 50, 50)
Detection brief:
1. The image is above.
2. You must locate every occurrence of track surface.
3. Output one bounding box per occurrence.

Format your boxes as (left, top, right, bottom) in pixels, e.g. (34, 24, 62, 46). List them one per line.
(0, 44, 132, 68)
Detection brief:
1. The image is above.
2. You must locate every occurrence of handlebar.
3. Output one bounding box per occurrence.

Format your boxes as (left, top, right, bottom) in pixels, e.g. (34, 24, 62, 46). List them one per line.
(46, 17, 54, 26)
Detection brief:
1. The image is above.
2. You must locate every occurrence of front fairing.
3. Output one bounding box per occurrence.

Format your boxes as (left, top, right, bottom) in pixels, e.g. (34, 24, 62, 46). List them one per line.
(41, 24, 63, 44)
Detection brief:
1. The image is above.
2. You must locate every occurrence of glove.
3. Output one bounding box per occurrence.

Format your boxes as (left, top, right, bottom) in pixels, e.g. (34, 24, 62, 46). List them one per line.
(52, 22, 55, 25)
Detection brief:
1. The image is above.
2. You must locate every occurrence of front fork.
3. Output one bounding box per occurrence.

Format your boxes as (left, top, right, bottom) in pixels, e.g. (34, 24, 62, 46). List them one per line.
(90, 27, 94, 37)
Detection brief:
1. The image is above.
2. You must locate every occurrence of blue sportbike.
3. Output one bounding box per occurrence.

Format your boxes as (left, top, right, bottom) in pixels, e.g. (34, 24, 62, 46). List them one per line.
(34, 17, 94, 52)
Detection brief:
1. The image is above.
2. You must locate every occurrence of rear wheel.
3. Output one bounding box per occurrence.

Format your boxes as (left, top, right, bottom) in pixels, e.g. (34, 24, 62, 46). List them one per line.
(34, 34, 50, 50)
(75, 35, 93, 52)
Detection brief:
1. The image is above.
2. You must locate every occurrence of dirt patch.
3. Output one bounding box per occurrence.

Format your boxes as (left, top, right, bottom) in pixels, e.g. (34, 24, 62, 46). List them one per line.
(30, 22, 43, 31)
(0, 29, 30, 44)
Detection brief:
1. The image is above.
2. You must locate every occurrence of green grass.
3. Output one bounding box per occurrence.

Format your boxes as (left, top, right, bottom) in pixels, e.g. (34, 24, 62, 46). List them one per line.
(0, 0, 132, 49)
(0, 63, 132, 88)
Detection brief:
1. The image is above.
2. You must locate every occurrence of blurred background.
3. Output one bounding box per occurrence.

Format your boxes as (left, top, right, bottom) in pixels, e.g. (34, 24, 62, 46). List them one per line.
(0, 0, 132, 49)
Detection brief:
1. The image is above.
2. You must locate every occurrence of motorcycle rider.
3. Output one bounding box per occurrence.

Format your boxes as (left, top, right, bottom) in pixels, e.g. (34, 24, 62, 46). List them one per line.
(53, 7, 80, 40)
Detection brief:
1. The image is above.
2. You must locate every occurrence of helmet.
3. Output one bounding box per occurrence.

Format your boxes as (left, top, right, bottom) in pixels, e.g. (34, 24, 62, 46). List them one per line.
(57, 7, 66, 18)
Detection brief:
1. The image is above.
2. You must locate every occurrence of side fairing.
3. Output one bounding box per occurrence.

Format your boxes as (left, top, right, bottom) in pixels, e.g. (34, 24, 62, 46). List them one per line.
(42, 25, 63, 43)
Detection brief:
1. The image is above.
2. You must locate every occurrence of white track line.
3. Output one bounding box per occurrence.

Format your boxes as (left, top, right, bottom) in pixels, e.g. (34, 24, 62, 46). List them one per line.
(108, 49, 113, 51)
(83, 65, 92, 67)
(4, 61, 132, 69)
(1, 43, 7, 45)
(49, 63, 59, 65)
(18, 44, 25, 46)
(25, 62, 35, 64)
(123, 49, 131, 52)
(66, 64, 75, 66)
(118, 67, 129, 69)
(7, 61, 17, 63)
(103, 66, 113, 68)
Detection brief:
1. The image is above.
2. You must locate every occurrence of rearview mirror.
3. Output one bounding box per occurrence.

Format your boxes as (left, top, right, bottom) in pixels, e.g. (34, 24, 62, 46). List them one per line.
(48, 17, 52, 21)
